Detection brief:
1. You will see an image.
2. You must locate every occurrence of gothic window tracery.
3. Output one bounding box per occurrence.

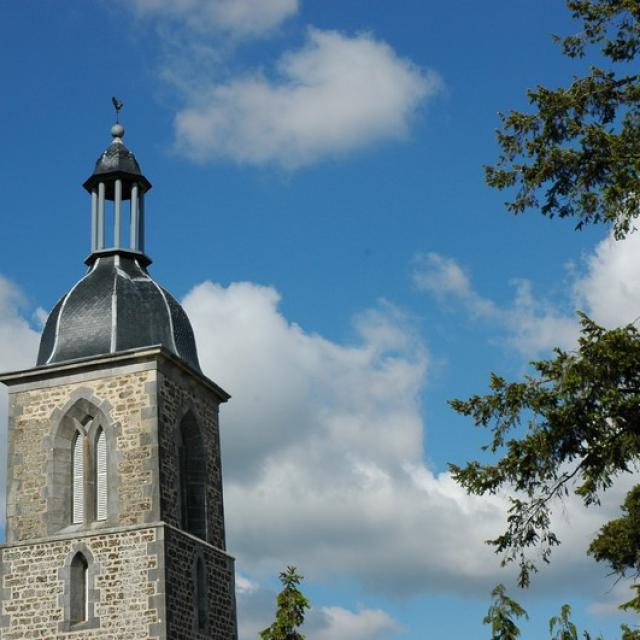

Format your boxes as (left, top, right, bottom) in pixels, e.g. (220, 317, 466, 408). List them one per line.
(50, 399, 113, 531)
(66, 414, 108, 526)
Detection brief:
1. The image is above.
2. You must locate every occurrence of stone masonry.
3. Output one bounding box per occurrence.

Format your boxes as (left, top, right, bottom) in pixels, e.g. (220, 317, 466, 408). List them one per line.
(0, 347, 238, 639)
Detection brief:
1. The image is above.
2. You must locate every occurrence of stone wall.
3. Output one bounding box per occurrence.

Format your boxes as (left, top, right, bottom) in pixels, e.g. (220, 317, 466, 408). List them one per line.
(165, 526, 237, 640)
(157, 363, 226, 549)
(0, 525, 164, 639)
(1, 351, 236, 639)
(5, 363, 159, 543)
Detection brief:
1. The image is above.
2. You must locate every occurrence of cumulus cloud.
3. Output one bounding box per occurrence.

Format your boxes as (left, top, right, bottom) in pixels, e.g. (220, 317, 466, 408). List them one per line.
(310, 606, 402, 640)
(503, 279, 580, 356)
(236, 575, 402, 640)
(0, 277, 42, 372)
(173, 28, 440, 168)
(414, 232, 640, 360)
(0, 276, 42, 531)
(573, 230, 640, 328)
(126, 0, 298, 38)
(184, 280, 615, 598)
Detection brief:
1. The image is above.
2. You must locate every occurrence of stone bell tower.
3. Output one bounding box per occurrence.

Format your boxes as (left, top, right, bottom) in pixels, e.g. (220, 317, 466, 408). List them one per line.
(0, 113, 238, 639)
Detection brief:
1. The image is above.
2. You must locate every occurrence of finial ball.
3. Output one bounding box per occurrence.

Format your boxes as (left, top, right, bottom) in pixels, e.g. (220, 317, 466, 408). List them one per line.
(111, 123, 125, 139)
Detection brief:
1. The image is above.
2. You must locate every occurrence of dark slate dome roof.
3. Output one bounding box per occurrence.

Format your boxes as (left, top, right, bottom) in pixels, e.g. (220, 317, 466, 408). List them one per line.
(37, 252, 200, 371)
(93, 139, 143, 176)
(82, 133, 151, 198)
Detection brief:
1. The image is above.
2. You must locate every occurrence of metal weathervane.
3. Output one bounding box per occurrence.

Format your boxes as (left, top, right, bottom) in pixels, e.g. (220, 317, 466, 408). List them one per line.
(111, 96, 124, 123)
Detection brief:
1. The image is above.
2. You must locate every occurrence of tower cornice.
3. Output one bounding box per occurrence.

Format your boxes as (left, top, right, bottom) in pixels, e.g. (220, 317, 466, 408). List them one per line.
(0, 345, 230, 402)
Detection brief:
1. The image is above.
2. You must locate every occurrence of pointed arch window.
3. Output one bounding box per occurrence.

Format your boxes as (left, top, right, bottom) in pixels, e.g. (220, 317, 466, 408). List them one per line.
(50, 399, 116, 534)
(72, 432, 85, 525)
(57, 406, 111, 528)
(95, 428, 107, 521)
(69, 552, 88, 625)
(179, 413, 207, 540)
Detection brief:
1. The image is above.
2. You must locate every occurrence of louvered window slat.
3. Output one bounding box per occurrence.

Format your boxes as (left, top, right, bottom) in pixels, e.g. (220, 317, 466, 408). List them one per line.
(96, 429, 107, 521)
(72, 433, 84, 524)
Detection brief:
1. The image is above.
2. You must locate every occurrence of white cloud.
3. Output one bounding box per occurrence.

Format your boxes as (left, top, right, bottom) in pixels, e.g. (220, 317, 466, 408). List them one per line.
(0, 277, 42, 372)
(173, 28, 440, 168)
(310, 606, 402, 640)
(503, 279, 579, 356)
(413, 253, 499, 319)
(0, 276, 42, 531)
(414, 231, 640, 360)
(413, 252, 577, 357)
(236, 573, 260, 595)
(126, 0, 298, 38)
(573, 230, 640, 328)
(184, 280, 615, 598)
(236, 574, 402, 640)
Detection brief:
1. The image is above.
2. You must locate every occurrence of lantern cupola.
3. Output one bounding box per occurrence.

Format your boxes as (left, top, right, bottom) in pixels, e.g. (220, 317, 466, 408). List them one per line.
(82, 114, 152, 262)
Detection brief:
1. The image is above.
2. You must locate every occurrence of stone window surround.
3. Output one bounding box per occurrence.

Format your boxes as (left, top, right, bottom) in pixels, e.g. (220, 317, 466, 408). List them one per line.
(47, 391, 120, 535)
(58, 541, 101, 633)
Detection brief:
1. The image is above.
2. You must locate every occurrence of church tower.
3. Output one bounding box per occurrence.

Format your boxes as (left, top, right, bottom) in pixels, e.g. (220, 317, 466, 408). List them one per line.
(0, 114, 238, 639)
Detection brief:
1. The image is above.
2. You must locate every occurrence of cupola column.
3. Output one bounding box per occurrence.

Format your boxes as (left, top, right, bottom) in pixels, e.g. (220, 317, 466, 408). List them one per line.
(130, 183, 139, 250)
(139, 192, 145, 253)
(97, 182, 106, 250)
(91, 188, 98, 252)
(114, 179, 122, 248)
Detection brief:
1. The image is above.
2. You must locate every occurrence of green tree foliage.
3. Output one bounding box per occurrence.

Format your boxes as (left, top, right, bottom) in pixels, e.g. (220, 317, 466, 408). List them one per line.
(549, 603, 604, 640)
(589, 485, 640, 578)
(485, 1, 640, 239)
(451, 2, 640, 620)
(549, 605, 580, 640)
(484, 584, 528, 640)
(259, 566, 310, 640)
(456, 1, 640, 636)
(483, 586, 606, 640)
(451, 315, 640, 592)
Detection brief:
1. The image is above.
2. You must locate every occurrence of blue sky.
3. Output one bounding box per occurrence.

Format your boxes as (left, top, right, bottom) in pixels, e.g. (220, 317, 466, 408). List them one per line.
(1, 1, 639, 638)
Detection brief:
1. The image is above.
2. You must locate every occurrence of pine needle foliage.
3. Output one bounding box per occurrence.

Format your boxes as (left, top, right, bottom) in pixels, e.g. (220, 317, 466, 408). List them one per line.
(259, 566, 310, 640)
(484, 584, 528, 640)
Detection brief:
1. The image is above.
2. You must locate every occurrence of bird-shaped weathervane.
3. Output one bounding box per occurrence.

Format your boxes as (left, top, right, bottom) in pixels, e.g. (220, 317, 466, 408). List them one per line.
(112, 96, 124, 123)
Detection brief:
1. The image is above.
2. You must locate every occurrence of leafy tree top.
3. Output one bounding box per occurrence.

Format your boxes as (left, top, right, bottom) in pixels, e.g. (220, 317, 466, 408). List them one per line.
(486, 0, 640, 238)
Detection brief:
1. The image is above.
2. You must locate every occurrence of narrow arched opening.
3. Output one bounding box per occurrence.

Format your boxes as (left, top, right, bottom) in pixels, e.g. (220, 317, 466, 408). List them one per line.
(196, 556, 208, 631)
(179, 412, 207, 539)
(69, 552, 88, 625)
